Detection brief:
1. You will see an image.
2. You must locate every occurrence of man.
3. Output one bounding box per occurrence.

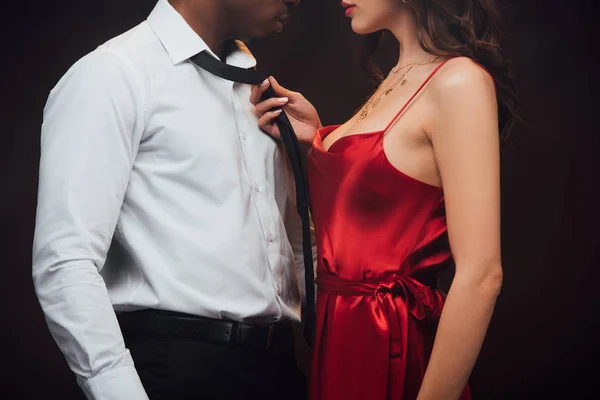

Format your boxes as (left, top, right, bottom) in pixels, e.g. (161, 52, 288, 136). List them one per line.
(32, 0, 310, 399)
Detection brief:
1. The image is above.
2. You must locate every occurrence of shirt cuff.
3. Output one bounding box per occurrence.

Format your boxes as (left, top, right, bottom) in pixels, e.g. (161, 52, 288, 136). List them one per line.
(79, 366, 149, 400)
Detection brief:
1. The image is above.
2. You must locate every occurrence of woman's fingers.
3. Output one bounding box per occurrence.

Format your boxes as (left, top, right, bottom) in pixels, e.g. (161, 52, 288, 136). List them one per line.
(250, 79, 271, 105)
(254, 97, 289, 116)
(268, 76, 296, 98)
(258, 109, 283, 137)
(250, 76, 293, 139)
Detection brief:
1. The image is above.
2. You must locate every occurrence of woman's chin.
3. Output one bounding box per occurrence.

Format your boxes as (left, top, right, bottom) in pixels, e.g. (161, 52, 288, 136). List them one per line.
(350, 20, 377, 35)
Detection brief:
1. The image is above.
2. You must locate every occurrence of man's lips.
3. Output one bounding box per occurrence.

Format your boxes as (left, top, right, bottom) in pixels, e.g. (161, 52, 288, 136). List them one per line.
(279, 14, 291, 24)
(276, 14, 291, 32)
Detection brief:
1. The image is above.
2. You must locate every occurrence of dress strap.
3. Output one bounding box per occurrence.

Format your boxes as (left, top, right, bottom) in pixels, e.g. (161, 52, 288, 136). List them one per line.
(383, 57, 454, 133)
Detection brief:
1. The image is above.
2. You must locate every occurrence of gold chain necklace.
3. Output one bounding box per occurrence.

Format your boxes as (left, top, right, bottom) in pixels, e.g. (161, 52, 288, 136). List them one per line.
(359, 55, 440, 120)
(390, 56, 439, 74)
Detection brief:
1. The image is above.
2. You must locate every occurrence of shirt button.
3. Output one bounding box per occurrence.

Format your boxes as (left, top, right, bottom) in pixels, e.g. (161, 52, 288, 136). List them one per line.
(267, 232, 274, 242)
(254, 185, 261, 193)
(241, 133, 248, 141)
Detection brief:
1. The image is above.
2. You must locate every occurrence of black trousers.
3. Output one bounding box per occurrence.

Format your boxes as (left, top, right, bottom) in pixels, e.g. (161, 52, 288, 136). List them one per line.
(123, 321, 307, 400)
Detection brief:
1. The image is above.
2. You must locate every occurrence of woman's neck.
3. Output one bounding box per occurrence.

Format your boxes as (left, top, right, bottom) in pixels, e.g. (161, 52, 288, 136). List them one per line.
(388, 11, 434, 67)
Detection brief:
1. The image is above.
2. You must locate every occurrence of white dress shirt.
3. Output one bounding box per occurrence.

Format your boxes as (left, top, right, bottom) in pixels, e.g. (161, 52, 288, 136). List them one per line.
(32, 1, 309, 399)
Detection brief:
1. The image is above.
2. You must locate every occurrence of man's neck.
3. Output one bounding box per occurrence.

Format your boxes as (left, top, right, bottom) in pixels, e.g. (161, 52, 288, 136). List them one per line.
(168, 0, 233, 58)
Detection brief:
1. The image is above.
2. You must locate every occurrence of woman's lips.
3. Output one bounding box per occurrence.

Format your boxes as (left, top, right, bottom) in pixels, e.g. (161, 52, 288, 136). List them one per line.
(341, 2, 356, 17)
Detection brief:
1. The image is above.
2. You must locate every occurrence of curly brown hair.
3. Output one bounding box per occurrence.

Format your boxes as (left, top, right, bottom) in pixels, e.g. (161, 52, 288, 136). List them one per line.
(359, 0, 520, 142)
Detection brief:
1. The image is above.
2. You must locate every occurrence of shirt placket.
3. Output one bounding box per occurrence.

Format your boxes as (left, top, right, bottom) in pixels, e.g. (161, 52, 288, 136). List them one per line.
(230, 84, 284, 296)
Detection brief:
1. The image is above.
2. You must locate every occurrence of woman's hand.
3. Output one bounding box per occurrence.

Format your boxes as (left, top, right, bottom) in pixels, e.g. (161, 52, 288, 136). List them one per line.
(250, 76, 322, 146)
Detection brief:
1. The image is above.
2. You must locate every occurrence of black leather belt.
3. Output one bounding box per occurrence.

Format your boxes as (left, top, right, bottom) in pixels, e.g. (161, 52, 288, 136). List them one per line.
(117, 309, 293, 353)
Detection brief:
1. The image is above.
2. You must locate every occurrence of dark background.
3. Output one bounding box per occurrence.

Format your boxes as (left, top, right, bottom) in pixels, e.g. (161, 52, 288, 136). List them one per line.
(2, 0, 599, 399)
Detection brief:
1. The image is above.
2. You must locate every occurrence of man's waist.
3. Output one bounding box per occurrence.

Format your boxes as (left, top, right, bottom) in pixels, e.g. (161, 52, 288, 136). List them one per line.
(113, 299, 301, 324)
(117, 309, 296, 354)
(105, 274, 302, 322)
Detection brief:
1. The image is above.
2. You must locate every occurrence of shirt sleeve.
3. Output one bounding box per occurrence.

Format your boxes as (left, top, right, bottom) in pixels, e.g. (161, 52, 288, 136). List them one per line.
(32, 48, 149, 400)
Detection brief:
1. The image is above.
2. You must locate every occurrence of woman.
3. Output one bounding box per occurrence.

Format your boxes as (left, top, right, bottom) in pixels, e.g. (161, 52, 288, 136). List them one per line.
(251, 0, 518, 399)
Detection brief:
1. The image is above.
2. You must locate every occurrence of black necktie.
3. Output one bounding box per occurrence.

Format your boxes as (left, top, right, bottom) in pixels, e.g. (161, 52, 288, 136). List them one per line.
(190, 50, 315, 345)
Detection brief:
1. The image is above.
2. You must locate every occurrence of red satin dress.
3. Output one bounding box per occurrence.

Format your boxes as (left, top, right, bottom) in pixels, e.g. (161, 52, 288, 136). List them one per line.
(306, 60, 471, 400)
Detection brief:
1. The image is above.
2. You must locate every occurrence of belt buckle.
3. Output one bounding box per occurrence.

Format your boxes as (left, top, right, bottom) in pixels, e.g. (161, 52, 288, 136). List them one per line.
(266, 324, 275, 350)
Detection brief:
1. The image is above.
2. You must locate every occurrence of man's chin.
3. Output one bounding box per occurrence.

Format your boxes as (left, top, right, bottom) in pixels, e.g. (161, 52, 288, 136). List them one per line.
(251, 23, 286, 39)
(242, 28, 283, 46)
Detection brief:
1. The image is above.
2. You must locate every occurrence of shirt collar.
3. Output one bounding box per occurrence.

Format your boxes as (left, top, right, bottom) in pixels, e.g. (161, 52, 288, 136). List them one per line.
(147, 0, 257, 68)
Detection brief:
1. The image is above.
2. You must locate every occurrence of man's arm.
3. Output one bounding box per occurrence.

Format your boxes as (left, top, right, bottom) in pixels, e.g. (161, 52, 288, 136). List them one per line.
(32, 49, 149, 400)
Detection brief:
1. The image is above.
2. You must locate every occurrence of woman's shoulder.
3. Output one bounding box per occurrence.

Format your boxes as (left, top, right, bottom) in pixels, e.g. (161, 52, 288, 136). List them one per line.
(428, 56, 496, 107)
